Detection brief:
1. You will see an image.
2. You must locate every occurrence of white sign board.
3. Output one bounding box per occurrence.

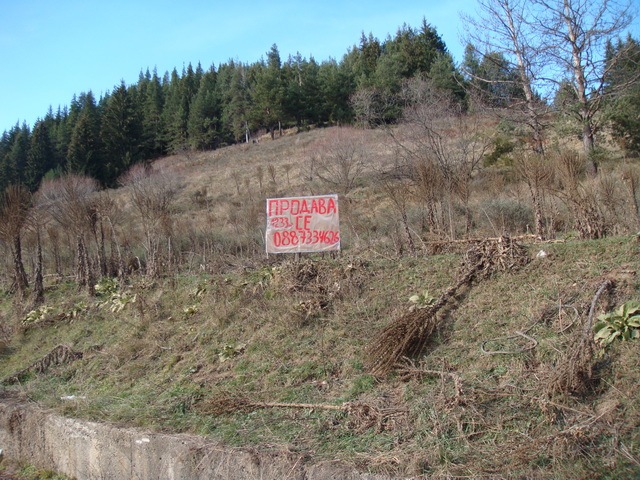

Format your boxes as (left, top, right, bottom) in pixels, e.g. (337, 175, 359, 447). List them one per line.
(266, 194, 340, 254)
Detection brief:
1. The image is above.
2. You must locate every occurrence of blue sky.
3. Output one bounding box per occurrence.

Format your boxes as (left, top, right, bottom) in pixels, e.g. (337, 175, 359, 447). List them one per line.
(0, 0, 471, 133)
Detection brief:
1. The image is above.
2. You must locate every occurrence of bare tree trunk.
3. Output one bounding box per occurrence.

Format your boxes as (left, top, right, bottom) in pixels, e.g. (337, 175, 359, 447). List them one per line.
(447, 196, 456, 241)
(97, 220, 107, 277)
(582, 121, 597, 176)
(33, 229, 44, 306)
(531, 190, 546, 240)
(76, 235, 86, 287)
(76, 234, 95, 294)
(47, 227, 62, 277)
(401, 212, 416, 255)
(106, 217, 125, 279)
(12, 234, 29, 297)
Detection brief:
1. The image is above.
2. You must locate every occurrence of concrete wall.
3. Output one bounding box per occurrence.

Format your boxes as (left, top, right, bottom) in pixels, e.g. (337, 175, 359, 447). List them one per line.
(0, 393, 401, 480)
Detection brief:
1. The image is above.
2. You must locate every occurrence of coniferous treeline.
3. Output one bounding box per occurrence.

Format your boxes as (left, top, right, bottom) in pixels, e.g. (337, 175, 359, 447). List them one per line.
(0, 20, 460, 191)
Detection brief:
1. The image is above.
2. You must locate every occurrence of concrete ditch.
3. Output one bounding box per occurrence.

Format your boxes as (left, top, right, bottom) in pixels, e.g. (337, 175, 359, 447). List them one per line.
(0, 393, 400, 480)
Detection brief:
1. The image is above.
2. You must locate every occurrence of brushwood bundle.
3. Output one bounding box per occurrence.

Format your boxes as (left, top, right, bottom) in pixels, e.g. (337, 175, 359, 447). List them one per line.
(366, 237, 530, 376)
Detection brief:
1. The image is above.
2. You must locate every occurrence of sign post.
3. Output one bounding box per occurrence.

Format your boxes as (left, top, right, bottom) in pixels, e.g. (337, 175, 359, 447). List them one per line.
(266, 194, 340, 254)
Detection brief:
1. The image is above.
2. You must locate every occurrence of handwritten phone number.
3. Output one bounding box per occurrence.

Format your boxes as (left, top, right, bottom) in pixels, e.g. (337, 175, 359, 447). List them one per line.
(272, 230, 340, 247)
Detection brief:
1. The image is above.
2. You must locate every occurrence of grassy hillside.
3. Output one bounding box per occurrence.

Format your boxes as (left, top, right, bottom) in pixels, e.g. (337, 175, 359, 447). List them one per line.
(1, 126, 640, 479)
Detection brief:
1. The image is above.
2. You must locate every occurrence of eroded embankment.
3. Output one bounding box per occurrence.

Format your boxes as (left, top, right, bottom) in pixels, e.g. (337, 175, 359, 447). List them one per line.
(0, 393, 397, 480)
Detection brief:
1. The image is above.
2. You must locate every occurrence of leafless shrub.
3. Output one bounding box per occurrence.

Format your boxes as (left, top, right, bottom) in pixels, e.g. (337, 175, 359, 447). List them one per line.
(38, 175, 100, 293)
(515, 153, 554, 238)
(620, 163, 640, 230)
(267, 164, 277, 187)
(411, 155, 447, 236)
(596, 172, 630, 234)
(308, 127, 367, 196)
(255, 166, 264, 194)
(120, 163, 177, 277)
(480, 197, 534, 235)
(351, 87, 395, 128)
(379, 174, 417, 255)
(549, 151, 607, 239)
(390, 78, 494, 239)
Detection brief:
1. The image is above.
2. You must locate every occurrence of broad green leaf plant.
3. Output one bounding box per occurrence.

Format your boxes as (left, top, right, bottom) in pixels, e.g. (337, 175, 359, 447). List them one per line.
(593, 301, 640, 347)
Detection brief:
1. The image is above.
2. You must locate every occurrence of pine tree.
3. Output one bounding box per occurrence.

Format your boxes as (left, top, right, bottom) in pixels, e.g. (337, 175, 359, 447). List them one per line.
(51, 106, 71, 172)
(252, 44, 286, 138)
(188, 67, 221, 150)
(318, 59, 355, 124)
(24, 119, 55, 191)
(354, 32, 382, 88)
(6, 123, 31, 186)
(141, 68, 165, 158)
(101, 81, 143, 185)
(605, 35, 640, 155)
(162, 68, 194, 153)
(67, 92, 102, 177)
(375, 21, 447, 87)
(301, 57, 323, 125)
(283, 53, 305, 125)
(429, 52, 467, 105)
(0, 124, 22, 191)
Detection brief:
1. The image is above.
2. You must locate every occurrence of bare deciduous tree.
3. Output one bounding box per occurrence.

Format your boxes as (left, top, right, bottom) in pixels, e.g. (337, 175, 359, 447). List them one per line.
(380, 174, 417, 255)
(515, 153, 554, 238)
(461, 0, 548, 154)
(0, 185, 32, 297)
(38, 175, 100, 293)
(532, 0, 635, 174)
(29, 196, 49, 305)
(91, 192, 124, 278)
(309, 127, 368, 196)
(390, 78, 493, 239)
(120, 163, 176, 278)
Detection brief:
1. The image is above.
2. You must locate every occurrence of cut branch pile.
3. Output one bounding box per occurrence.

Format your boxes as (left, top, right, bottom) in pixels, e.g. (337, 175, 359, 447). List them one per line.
(366, 237, 530, 377)
(2, 344, 83, 385)
(545, 279, 613, 397)
(198, 390, 407, 432)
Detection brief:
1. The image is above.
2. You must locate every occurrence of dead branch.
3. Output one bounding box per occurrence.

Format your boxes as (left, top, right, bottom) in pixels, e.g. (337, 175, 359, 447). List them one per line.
(545, 278, 614, 397)
(198, 391, 408, 432)
(584, 278, 614, 334)
(399, 361, 465, 403)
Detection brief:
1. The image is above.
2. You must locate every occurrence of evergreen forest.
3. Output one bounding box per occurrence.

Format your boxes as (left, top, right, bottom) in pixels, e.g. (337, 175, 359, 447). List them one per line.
(0, 20, 459, 191)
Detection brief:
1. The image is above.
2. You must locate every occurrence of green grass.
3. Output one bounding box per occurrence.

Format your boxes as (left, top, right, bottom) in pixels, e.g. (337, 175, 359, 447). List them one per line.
(1, 237, 639, 478)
